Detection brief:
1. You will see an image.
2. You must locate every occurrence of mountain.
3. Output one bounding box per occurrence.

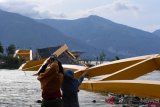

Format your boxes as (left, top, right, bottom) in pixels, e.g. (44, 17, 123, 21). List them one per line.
(0, 10, 101, 59)
(38, 15, 160, 57)
(153, 29, 160, 36)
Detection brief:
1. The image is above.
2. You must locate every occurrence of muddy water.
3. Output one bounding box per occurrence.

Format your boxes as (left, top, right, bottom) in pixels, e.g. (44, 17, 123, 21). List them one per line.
(0, 69, 160, 107)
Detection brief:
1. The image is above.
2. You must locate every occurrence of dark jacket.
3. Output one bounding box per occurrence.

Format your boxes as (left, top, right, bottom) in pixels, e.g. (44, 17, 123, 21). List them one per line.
(62, 70, 85, 107)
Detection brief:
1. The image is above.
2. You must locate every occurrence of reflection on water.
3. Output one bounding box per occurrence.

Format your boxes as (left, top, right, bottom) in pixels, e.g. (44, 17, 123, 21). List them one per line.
(0, 69, 160, 107)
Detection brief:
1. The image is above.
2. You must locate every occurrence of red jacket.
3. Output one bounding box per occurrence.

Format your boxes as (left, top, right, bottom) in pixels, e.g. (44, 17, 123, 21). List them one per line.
(37, 63, 63, 100)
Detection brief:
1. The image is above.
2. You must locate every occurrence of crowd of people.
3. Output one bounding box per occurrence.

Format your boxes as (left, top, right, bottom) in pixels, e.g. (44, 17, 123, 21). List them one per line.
(37, 55, 88, 107)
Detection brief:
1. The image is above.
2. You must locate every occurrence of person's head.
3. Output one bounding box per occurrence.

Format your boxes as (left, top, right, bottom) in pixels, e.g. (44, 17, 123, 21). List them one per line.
(50, 55, 64, 74)
(49, 55, 57, 62)
(64, 70, 74, 78)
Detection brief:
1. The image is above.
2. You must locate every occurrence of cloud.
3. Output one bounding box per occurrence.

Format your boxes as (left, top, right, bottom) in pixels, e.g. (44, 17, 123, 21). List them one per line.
(0, 0, 67, 19)
(71, 0, 140, 19)
(112, 0, 139, 11)
(0, 0, 140, 19)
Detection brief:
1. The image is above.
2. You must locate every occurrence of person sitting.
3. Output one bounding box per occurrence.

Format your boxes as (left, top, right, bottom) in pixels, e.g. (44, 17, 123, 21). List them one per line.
(61, 70, 88, 107)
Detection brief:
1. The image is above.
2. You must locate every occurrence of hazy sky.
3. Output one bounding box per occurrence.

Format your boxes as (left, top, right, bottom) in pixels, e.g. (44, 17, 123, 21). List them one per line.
(0, 0, 159, 32)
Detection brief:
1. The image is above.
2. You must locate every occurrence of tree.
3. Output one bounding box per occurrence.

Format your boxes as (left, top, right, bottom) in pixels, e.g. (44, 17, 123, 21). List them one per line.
(99, 51, 106, 64)
(6, 44, 16, 56)
(96, 56, 99, 65)
(0, 42, 4, 54)
(115, 56, 120, 60)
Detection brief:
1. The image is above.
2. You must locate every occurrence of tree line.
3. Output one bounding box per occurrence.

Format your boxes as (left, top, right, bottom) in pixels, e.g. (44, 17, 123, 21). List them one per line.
(0, 42, 16, 56)
(0, 42, 25, 69)
(81, 50, 120, 66)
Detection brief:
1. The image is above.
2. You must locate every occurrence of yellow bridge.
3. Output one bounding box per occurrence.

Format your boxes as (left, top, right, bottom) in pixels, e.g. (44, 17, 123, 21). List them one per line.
(14, 49, 32, 61)
(77, 54, 160, 99)
(17, 46, 160, 99)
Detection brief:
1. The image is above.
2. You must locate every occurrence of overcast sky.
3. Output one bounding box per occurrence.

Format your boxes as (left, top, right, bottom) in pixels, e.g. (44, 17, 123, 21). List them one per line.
(0, 0, 159, 32)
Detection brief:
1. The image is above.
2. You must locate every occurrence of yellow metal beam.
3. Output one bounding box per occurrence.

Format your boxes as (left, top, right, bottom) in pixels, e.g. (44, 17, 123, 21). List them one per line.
(53, 44, 68, 57)
(19, 44, 69, 71)
(17, 50, 30, 53)
(80, 80, 160, 99)
(62, 64, 87, 71)
(65, 50, 87, 67)
(15, 53, 30, 57)
(74, 54, 159, 79)
(36, 44, 69, 72)
(66, 50, 77, 59)
(14, 49, 32, 61)
(100, 55, 160, 80)
(19, 59, 46, 71)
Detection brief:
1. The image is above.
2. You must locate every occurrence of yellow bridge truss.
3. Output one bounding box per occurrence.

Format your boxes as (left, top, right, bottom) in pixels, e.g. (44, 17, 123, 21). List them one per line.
(19, 48, 160, 99)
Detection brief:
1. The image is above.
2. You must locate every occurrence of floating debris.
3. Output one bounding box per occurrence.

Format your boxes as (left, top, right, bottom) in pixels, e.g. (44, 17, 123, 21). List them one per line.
(105, 92, 160, 106)
(36, 100, 42, 103)
(92, 100, 96, 103)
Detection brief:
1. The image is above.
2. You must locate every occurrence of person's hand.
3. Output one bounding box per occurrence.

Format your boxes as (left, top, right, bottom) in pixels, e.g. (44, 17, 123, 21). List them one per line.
(46, 58, 52, 65)
(82, 72, 89, 77)
(33, 73, 38, 76)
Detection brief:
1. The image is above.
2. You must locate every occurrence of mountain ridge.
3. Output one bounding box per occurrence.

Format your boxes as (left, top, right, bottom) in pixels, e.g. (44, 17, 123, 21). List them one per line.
(153, 29, 160, 37)
(0, 10, 101, 59)
(1, 9, 160, 59)
(38, 15, 160, 57)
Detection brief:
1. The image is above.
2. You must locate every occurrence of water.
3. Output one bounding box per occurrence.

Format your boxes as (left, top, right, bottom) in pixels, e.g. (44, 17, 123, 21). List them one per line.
(0, 69, 160, 107)
(0, 70, 41, 107)
(136, 70, 160, 81)
(0, 69, 110, 107)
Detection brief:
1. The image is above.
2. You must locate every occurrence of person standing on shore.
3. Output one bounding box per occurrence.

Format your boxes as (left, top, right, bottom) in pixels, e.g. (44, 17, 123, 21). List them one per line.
(37, 55, 64, 107)
(61, 70, 88, 107)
